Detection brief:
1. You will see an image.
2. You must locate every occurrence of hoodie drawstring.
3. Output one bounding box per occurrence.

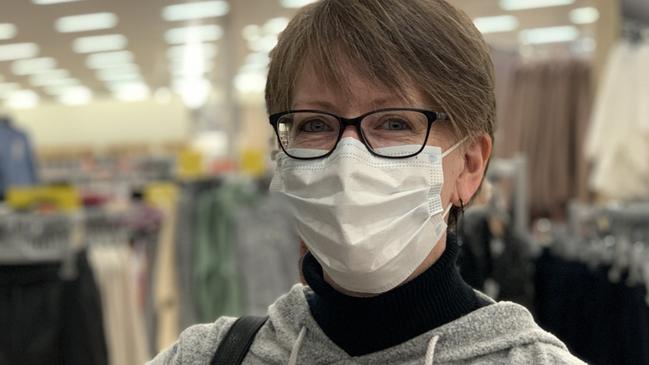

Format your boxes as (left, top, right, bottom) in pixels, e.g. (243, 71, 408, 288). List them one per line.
(288, 327, 306, 365)
(424, 335, 440, 365)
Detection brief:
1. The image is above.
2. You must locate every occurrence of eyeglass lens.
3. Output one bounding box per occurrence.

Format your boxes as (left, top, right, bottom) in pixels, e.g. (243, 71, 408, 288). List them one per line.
(276, 110, 430, 158)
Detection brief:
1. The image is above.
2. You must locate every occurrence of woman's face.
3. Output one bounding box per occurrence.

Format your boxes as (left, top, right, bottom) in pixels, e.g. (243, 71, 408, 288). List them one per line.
(291, 61, 492, 292)
(292, 61, 469, 216)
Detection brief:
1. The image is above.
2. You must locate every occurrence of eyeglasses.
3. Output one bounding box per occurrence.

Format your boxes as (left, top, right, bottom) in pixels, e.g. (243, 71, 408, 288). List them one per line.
(269, 108, 449, 160)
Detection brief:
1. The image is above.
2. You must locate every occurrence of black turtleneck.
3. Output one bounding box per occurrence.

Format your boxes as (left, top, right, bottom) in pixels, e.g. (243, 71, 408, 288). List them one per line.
(302, 233, 489, 356)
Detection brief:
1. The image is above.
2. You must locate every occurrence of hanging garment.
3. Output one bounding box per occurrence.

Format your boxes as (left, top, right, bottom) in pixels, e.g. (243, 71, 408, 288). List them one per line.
(497, 59, 593, 218)
(0, 120, 38, 198)
(154, 198, 181, 352)
(0, 250, 108, 365)
(234, 193, 300, 315)
(89, 245, 150, 365)
(535, 249, 649, 365)
(194, 182, 255, 322)
(586, 41, 649, 200)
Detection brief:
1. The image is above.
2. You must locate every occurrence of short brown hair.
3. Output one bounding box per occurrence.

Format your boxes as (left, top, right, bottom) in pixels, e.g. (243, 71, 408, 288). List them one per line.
(266, 0, 496, 141)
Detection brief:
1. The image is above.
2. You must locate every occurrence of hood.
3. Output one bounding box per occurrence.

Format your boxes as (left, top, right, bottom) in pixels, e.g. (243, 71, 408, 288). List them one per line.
(265, 284, 571, 364)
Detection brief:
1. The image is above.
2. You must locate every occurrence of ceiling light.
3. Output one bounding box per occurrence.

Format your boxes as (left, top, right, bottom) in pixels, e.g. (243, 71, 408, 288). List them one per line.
(33, 0, 84, 4)
(0, 83, 20, 98)
(5, 90, 39, 109)
(249, 35, 278, 52)
(55, 13, 118, 33)
(500, 0, 574, 11)
(97, 69, 142, 82)
(73, 34, 128, 53)
(58, 86, 92, 105)
(165, 25, 223, 44)
(33, 78, 80, 87)
(234, 72, 266, 94)
(242, 25, 261, 41)
(0, 43, 39, 62)
(173, 78, 210, 109)
(162, 1, 230, 22)
(93, 63, 139, 73)
(86, 51, 134, 69)
(167, 44, 218, 60)
(0, 23, 17, 40)
(570, 7, 600, 24)
(11, 58, 57, 76)
(474, 15, 519, 34)
(29, 69, 71, 85)
(263, 17, 290, 35)
(281, 0, 318, 8)
(519, 25, 579, 44)
(109, 82, 150, 102)
(245, 52, 270, 67)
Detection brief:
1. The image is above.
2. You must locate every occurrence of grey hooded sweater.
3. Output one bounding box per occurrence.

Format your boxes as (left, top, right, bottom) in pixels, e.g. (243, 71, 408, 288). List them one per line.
(149, 281, 585, 365)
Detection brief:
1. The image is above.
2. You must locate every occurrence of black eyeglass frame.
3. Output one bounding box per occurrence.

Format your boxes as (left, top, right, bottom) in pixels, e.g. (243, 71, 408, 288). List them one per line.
(269, 107, 449, 160)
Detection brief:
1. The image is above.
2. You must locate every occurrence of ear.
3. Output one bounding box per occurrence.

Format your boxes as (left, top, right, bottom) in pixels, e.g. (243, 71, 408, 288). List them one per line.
(453, 133, 492, 206)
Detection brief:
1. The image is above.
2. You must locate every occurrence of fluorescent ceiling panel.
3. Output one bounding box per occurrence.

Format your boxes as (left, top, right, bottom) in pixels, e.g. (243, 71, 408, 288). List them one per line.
(519, 25, 579, 44)
(570, 7, 600, 24)
(500, 0, 574, 11)
(86, 51, 134, 69)
(0, 43, 39, 62)
(5, 90, 39, 109)
(30, 76, 79, 88)
(165, 25, 223, 44)
(97, 69, 142, 82)
(110, 82, 150, 102)
(11, 58, 57, 75)
(33, 0, 84, 4)
(29, 69, 70, 85)
(56, 13, 118, 33)
(162, 1, 230, 21)
(281, 0, 318, 8)
(167, 44, 218, 60)
(474, 15, 519, 34)
(263, 17, 290, 35)
(58, 86, 92, 106)
(0, 83, 20, 98)
(0, 23, 17, 40)
(93, 63, 139, 73)
(73, 34, 128, 53)
(248, 35, 278, 53)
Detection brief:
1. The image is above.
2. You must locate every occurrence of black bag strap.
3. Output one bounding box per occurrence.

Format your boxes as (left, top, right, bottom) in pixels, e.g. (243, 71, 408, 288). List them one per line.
(210, 315, 268, 365)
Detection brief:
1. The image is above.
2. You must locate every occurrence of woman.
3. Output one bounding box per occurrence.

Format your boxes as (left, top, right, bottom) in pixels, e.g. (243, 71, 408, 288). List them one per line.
(151, 0, 584, 364)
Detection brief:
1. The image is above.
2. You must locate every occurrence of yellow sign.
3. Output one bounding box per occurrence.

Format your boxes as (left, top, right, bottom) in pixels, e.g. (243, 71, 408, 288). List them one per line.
(176, 148, 204, 179)
(6, 185, 81, 212)
(240, 148, 266, 177)
(145, 182, 178, 208)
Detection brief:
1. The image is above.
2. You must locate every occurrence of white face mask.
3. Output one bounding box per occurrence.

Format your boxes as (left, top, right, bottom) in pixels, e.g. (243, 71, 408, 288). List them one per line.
(270, 137, 465, 294)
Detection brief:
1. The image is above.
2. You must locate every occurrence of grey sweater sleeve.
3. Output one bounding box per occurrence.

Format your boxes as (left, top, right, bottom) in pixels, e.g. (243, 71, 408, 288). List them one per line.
(147, 317, 237, 365)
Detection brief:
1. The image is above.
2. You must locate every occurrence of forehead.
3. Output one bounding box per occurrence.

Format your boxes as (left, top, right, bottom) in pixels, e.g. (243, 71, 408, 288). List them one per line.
(291, 58, 427, 113)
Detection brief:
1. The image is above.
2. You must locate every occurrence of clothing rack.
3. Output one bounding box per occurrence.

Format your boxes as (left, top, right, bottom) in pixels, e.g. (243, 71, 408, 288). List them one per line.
(623, 20, 649, 44)
(0, 208, 138, 266)
(485, 156, 529, 237)
(564, 202, 649, 304)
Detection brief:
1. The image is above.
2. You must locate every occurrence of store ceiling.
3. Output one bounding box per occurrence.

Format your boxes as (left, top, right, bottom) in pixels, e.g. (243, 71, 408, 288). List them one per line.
(0, 0, 601, 108)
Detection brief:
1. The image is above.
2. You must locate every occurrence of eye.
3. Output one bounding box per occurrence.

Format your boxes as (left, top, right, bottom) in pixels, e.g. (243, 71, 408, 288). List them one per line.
(300, 119, 334, 132)
(379, 118, 411, 131)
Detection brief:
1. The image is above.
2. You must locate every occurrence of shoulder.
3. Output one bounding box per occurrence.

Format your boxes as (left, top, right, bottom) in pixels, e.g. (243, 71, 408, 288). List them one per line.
(147, 284, 310, 365)
(147, 316, 237, 365)
(434, 299, 586, 364)
(506, 341, 587, 365)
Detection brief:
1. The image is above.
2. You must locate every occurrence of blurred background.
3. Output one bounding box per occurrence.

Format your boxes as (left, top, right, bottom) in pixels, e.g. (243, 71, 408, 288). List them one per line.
(0, 0, 648, 364)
